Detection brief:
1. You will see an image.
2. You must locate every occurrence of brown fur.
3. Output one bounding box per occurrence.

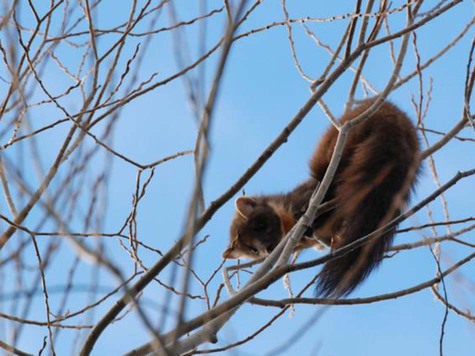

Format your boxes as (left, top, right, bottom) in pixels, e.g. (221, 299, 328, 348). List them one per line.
(223, 100, 420, 297)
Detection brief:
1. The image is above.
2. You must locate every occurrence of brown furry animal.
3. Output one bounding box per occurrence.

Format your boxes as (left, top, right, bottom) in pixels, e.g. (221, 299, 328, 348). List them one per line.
(223, 100, 420, 297)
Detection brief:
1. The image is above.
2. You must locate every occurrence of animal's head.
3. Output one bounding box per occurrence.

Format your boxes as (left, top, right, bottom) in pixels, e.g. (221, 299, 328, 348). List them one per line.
(222, 196, 286, 260)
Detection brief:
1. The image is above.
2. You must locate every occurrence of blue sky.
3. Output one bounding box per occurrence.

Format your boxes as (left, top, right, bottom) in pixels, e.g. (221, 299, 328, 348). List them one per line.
(1, 1, 475, 355)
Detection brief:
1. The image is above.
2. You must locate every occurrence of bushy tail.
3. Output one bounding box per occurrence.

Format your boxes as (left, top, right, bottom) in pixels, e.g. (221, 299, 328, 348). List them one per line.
(316, 129, 418, 298)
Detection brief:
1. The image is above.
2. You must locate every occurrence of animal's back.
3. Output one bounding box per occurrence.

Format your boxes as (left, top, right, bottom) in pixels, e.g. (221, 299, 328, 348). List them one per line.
(309, 100, 420, 297)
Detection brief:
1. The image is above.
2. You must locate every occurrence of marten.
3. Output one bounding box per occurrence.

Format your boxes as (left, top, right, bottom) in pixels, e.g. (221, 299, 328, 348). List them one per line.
(222, 99, 420, 297)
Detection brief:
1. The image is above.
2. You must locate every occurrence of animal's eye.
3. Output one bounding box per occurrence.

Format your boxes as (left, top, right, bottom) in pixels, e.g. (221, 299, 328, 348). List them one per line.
(266, 244, 274, 254)
(249, 246, 259, 255)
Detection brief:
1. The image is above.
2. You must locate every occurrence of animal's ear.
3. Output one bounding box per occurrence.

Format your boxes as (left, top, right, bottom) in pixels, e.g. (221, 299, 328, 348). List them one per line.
(235, 196, 257, 219)
(222, 246, 243, 259)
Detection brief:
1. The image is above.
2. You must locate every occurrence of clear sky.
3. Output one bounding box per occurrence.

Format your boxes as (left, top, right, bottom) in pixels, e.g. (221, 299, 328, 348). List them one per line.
(1, 1, 475, 355)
